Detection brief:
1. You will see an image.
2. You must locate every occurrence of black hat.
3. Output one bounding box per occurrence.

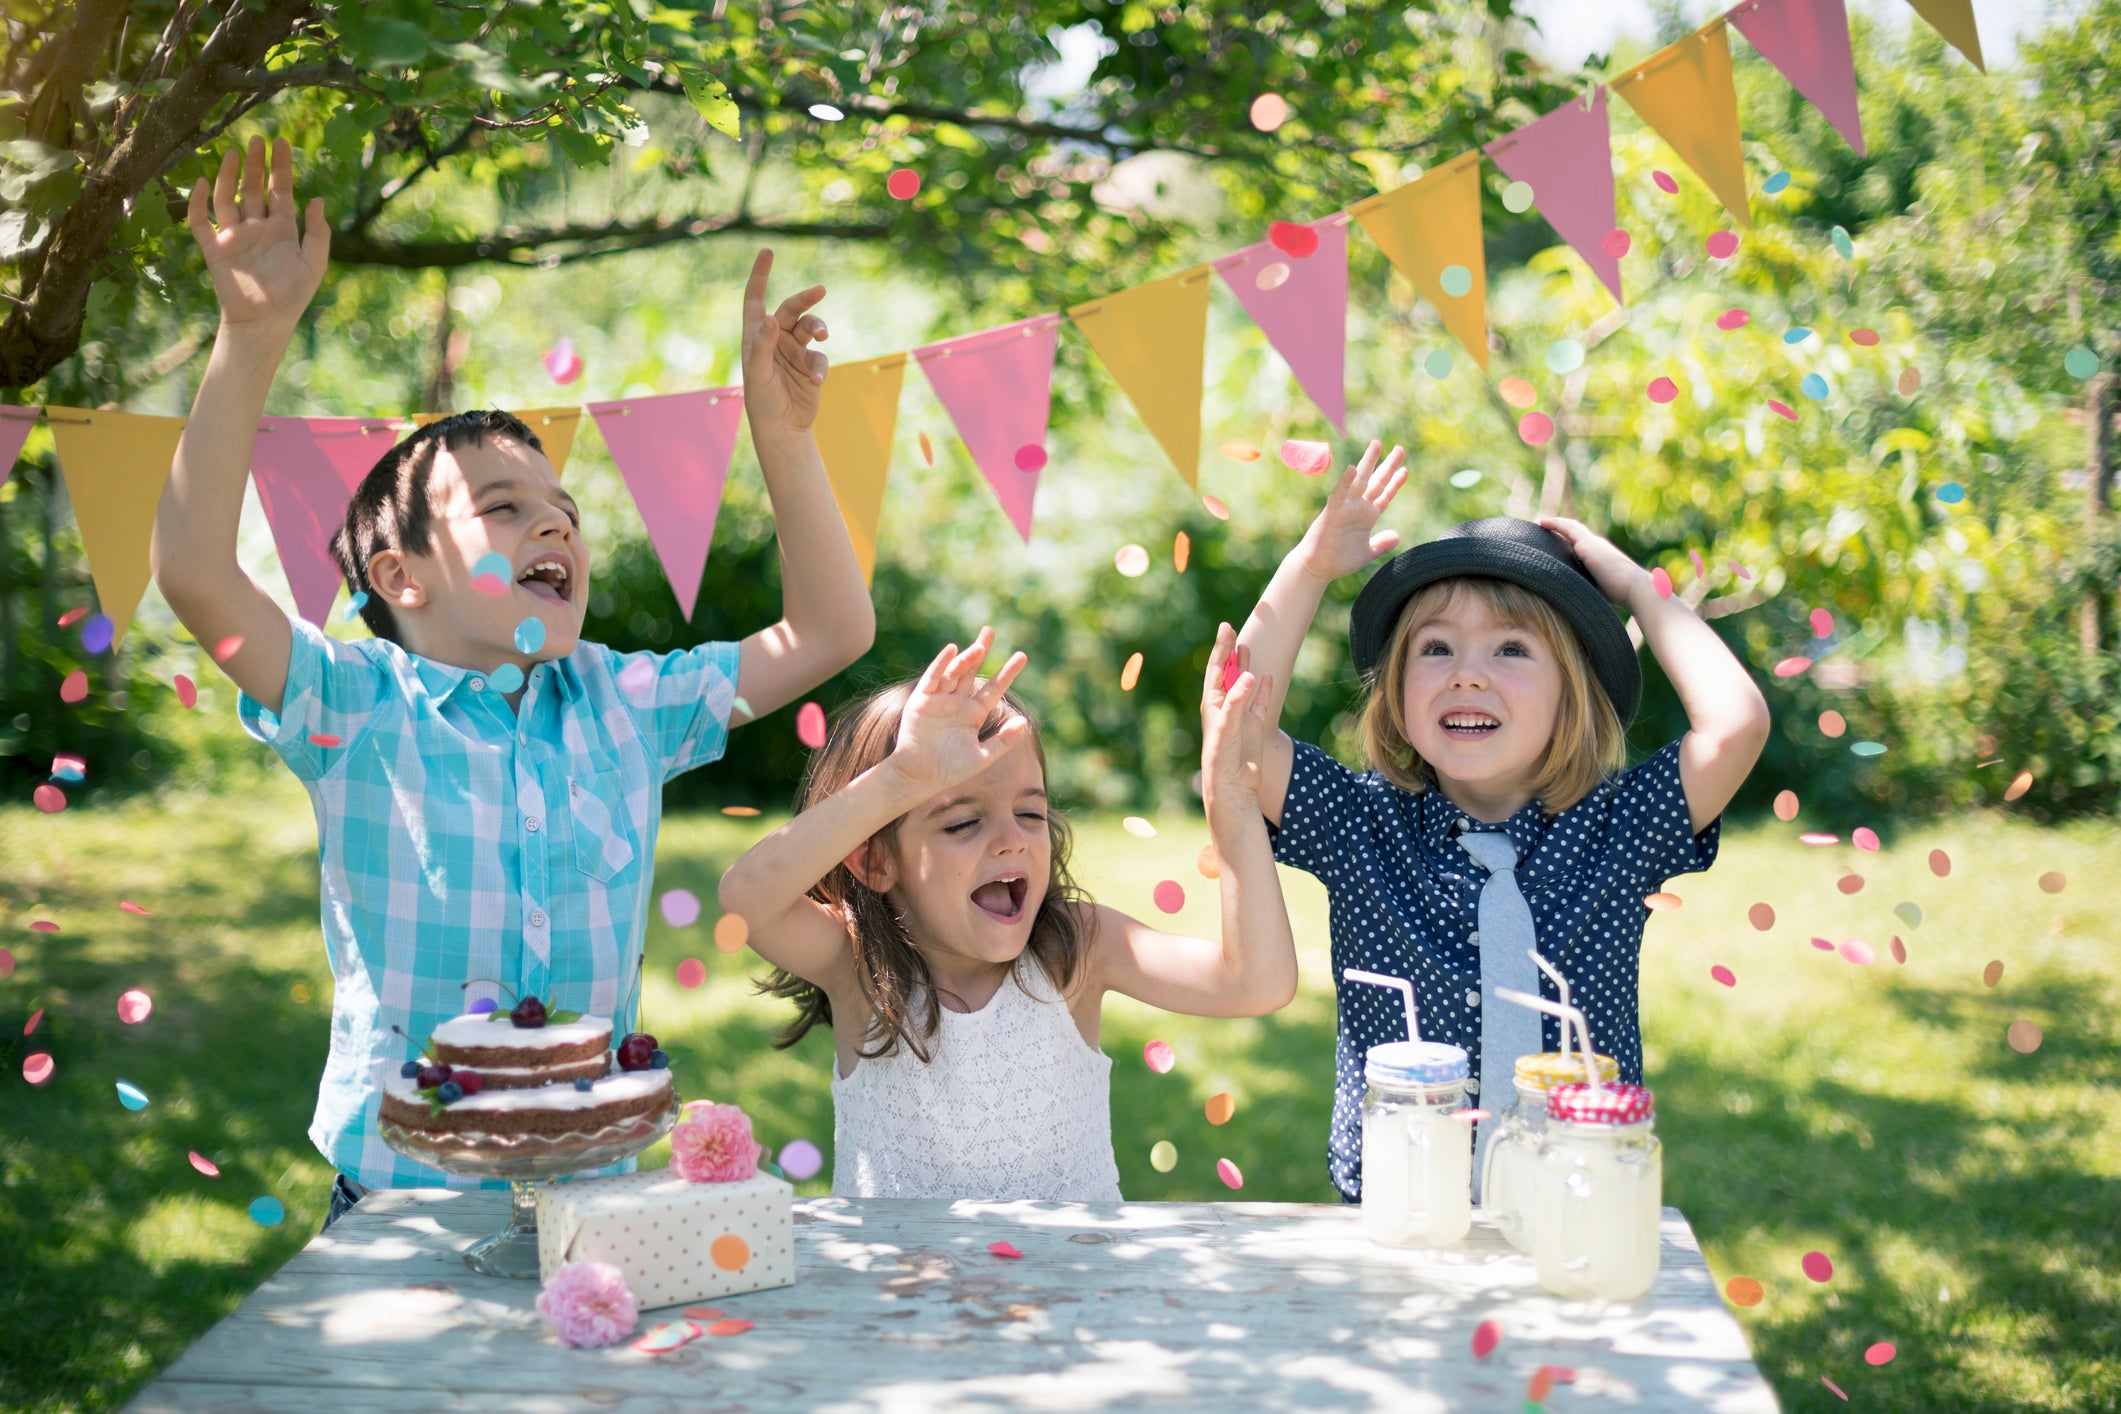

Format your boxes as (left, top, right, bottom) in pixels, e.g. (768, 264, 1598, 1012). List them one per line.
(1348, 517, 1641, 727)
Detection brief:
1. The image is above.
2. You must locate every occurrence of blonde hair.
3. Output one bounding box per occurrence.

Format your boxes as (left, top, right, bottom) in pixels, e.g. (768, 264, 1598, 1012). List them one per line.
(1357, 576, 1626, 813)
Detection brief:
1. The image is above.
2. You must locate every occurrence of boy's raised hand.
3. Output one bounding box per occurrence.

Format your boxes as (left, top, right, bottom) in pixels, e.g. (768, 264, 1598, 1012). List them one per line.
(740, 248, 829, 432)
(892, 627, 1030, 793)
(1297, 440, 1408, 582)
(1201, 622, 1269, 820)
(186, 136, 330, 334)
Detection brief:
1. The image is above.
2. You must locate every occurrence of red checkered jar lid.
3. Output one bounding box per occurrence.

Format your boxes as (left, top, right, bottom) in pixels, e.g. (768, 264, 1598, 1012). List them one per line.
(1546, 1082, 1655, 1126)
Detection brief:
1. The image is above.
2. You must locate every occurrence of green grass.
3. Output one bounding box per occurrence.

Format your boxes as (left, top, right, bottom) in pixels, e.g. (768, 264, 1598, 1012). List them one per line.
(2, 778, 2115, 1412)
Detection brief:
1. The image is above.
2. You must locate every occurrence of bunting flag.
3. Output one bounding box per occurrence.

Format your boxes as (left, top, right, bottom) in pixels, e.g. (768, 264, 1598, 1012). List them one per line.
(407, 406, 580, 475)
(1904, 0, 1984, 71)
(1486, 90, 1625, 304)
(588, 388, 743, 622)
(1352, 154, 1491, 369)
(1069, 268, 1211, 489)
(1217, 218, 1352, 431)
(46, 408, 187, 646)
(0, 407, 37, 484)
(811, 354, 905, 585)
(251, 418, 401, 626)
(1617, 23, 1753, 228)
(1730, 0, 1866, 155)
(914, 315, 1061, 544)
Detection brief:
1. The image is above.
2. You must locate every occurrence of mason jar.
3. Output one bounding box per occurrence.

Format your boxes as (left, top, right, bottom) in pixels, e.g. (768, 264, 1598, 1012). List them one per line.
(1359, 1040, 1472, 1248)
(1532, 1082, 1662, 1301)
(1480, 1050, 1621, 1254)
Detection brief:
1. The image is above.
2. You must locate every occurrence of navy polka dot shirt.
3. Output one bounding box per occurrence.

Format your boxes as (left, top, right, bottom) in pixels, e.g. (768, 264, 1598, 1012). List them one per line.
(1267, 737, 1720, 1202)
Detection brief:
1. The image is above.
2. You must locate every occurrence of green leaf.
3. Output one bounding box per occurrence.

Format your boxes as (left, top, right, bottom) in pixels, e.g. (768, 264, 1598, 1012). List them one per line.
(674, 66, 739, 139)
(0, 209, 49, 259)
(549, 1009, 582, 1025)
(348, 17, 432, 68)
(488, 1008, 515, 1023)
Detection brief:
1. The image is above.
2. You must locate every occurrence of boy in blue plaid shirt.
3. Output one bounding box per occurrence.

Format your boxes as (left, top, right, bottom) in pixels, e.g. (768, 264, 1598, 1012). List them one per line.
(150, 138, 875, 1221)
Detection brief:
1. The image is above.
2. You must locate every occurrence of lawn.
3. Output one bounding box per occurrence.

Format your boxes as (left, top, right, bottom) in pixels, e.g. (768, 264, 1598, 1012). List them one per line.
(2, 775, 2115, 1412)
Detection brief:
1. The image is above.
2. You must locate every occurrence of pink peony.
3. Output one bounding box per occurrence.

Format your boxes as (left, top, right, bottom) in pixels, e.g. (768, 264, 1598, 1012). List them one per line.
(536, 1261, 637, 1348)
(670, 1102, 762, 1183)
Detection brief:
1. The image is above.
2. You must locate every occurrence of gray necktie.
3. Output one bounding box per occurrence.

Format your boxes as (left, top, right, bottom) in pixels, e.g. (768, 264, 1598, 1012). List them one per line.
(1458, 829, 1540, 1203)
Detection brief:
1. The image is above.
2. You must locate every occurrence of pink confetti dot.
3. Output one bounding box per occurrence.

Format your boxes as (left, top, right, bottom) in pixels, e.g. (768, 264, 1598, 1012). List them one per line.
(1811, 936, 1837, 951)
(174, 674, 198, 709)
(660, 888, 701, 928)
(987, 1240, 1023, 1259)
(1810, 608, 1835, 637)
(1650, 567, 1673, 599)
(29, 920, 58, 932)
(1216, 1157, 1244, 1190)
(1153, 880, 1185, 914)
(1689, 548, 1706, 578)
(1849, 328, 1880, 346)
(23, 1052, 53, 1085)
(1749, 903, 1775, 931)
(1802, 1251, 1833, 1282)
(1652, 170, 1679, 194)
(1647, 376, 1678, 404)
(675, 958, 707, 990)
(542, 338, 582, 385)
(1929, 849, 1951, 877)
(1822, 1376, 1848, 1401)
(1143, 1039, 1175, 1074)
(60, 670, 88, 704)
(1249, 93, 1290, 133)
(1773, 656, 1812, 677)
(1731, 560, 1754, 579)
(119, 900, 153, 916)
(308, 733, 342, 748)
(117, 989, 152, 1024)
(188, 1151, 221, 1178)
(1472, 1318, 1502, 1359)
(25, 1007, 42, 1035)
(1839, 939, 1876, 966)
(1865, 1341, 1896, 1366)
(1601, 229, 1632, 259)
(1705, 231, 1740, 260)
(1516, 411, 1554, 446)
(1768, 399, 1797, 421)
(886, 169, 920, 200)
(212, 635, 244, 663)
(1716, 309, 1750, 331)
(1277, 439, 1333, 476)
(1852, 827, 1879, 852)
(33, 784, 65, 813)
(1711, 965, 1736, 987)
(1890, 936, 1907, 964)
(1268, 220, 1319, 258)
(1774, 790, 1800, 820)
(57, 607, 89, 628)
(796, 701, 828, 749)
(0, 947, 11, 979)
(1799, 832, 1840, 846)
(1013, 443, 1047, 473)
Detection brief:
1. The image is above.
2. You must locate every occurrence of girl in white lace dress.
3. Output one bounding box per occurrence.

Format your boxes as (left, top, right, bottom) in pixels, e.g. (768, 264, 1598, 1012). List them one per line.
(717, 624, 1294, 1200)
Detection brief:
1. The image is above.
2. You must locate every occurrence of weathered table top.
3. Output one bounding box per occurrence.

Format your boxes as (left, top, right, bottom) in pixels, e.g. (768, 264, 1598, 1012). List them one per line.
(129, 1190, 1777, 1412)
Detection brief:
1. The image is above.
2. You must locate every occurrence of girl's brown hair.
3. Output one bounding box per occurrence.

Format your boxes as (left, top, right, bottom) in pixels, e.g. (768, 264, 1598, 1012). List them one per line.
(755, 680, 1094, 1062)
(1357, 576, 1627, 814)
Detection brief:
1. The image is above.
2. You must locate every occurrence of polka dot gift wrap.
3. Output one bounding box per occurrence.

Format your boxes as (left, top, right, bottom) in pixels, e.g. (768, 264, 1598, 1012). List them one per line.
(537, 1169, 795, 1309)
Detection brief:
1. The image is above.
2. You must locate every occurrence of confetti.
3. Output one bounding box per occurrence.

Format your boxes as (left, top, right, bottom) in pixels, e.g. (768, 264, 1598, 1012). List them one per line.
(81, 614, 114, 655)
(1774, 790, 1799, 820)
(1652, 170, 1679, 194)
(1784, 327, 1813, 345)
(1705, 231, 1739, 260)
(1501, 180, 1535, 213)
(1837, 874, 1865, 895)
(713, 913, 749, 953)
(32, 784, 65, 813)
(120, 900, 154, 916)
(1802, 1251, 1833, 1282)
(23, 1053, 54, 1085)
(1818, 710, 1847, 738)
(710, 1234, 749, 1270)
(0, 948, 10, 978)
(174, 673, 198, 708)
(25, 1007, 42, 1034)
(1865, 1342, 1897, 1366)
(1716, 309, 1750, 331)
(1196, 843, 1221, 879)
(1890, 936, 1907, 964)
(1928, 849, 1951, 877)
(2003, 769, 2034, 801)
(1219, 440, 1260, 462)
(343, 591, 369, 620)
(1689, 548, 1705, 578)
(116, 1080, 150, 1110)
(1799, 833, 1839, 846)
(1013, 443, 1047, 473)
(1773, 657, 1812, 677)
(1726, 1276, 1764, 1307)
(1894, 902, 1923, 928)
(1122, 816, 1156, 838)
(117, 989, 152, 1024)
(249, 1196, 285, 1227)
(1150, 1140, 1178, 1172)
(1205, 1093, 1236, 1125)
(1239, 257, 1284, 288)
(918, 430, 935, 465)
(1144, 1040, 1176, 1074)
(513, 617, 546, 655)
(48, 753, 85, 783)
(60, 669, 88, 703)
(1249, 93, 1290, 132)
(57, 607, 89, 627)
(188, 1151, 220, 1178)
(2037, 871, 2066, 894)
(1201, 495, 1230, 520)
(986, 1241, 1023, 1259)
(1115, 545, 1150, 577)
(1809, 608, 1834, 638)
(706, 1318, 754, 1337)
(2006, 1021, 2043, 1054)
(542, 338, 582, 384)
(1121, 651, 1144, 691)
(1650, 567, 1672, 599)
(807, 102, 844, 121)
(778, 1139, 822, 1180)
(1711, 965, 1736, 987)
(1153, 880, 1185, 914)
(795, 701, 827, 750)
(1601, 229, 1632, 258)
(1472, 1318, 1503, 1359)
(1748, 903, 1776, 931)
(1216, 1157, 1244, 1189)
(1646, 376, 1678, 404)
(720, 805, 760, 818)
(1277, 439, 1333, 476)
(486, 663, 523, 695)
(1852, 827, 1879, 852)
(1823, 1376, 1849, 1401)
(29, 921, 58, 933)
(1517, 412, 1554, 446)
(1849, 327, 1880, 346)
(675, 958, 707, 989)
(1764, 170, 1792, 194)
(1423, 348, 1455, 378)
(1800, 373, 1830, 401)
(632, 1322, 697, 1354)
(1839, 939, 1876, 966)
(307, 733, 342, 748)
(1768, 399, 1797, 420)
(886, 169, 920, 200)
(1982, 960, 2004, 988)
(682, 1307, 724, 1320)
(1498, 377, 1538, 409)
(1438, 264, 1473, 298)
(1643, 891, 1681, 911)
(1898, 368, 1922, 396)
(1452, 1108, 1490, 1123)
(1936, 482, 1965, 504)
(1173, 531, 1190, 573)
(1850, 741, 1887, 757)
(1830, 225, 1853, 258)
(1449, 468, 1482, 488)
(2064, 347, 2099, 379)
(1267, 221, 1319, 259)
(1219, 652, 1240, 692)
(470, 551, 513, 593)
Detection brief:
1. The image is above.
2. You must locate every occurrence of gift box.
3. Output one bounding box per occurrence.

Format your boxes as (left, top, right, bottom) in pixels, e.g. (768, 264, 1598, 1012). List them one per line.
(536, 1168, 794, 1308)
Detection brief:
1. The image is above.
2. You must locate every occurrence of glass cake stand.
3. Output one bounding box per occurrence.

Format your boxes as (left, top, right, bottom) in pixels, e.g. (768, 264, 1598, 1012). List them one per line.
(378, 1098, 678, 1278)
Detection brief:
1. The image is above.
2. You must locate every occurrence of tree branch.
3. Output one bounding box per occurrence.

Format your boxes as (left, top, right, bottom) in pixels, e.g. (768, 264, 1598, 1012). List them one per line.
(329, 212, 893, 269)
(214, 60, 376, 96)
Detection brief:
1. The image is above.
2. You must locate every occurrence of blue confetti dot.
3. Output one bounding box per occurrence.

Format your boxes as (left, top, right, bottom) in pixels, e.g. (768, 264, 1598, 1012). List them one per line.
(1764, 170, 1792, 194)
(115, 1080, 150, 1111)
(2064, 347, 2099, 379)
(487, 662, 525, 693)
(512, 618, 546, 655)
(1936, 481, 1966, 504)
(82, 614, 114, 655)
(249, 1196, 286, 1227)
(766, 1162, 787, 1180)
(467, 997, 498, 1015)
(1545, 339, 1586, 375)
(1830, 225, 1853, 259)
(1449, 469, 1483, 489)
(471, 552, 513, 585)
(1784, 327, 1812, 344)
(1423, 349, 1454, 379)
(1800, 373, 1830, 401)
(1850, 741, 1887, 757)
(342, 590, 369, 621)
(1438, 264, 1473, 298)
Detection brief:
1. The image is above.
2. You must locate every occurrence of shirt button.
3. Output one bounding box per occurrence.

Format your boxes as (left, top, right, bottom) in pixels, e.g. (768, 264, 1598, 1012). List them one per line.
(1467, 1078, 1481, 1094)
(1467, 990, 1480, 1007)
(526, 816, 541, 833)
(1469, 930, 1481, 945)
(529, 910, 547, 929)
(469, 677, 486, 692)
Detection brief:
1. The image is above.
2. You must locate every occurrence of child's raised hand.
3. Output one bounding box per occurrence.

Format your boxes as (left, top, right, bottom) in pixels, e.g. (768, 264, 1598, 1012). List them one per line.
(1297, 440, 1408, 582)
(1537, 516, 1654, 607)
(186, 137, 330, 335)
(891, 627, 1030, 794)
(1200, 621, 1269, 819)
(740, 249, 829, 433)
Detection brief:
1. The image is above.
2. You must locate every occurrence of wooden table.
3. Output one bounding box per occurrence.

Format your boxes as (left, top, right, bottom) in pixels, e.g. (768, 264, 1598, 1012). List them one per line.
(129, 1191, 1778, 1412)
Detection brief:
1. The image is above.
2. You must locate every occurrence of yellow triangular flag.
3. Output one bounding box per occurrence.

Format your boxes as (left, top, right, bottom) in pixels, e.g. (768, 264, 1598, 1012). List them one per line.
(1617, 24, 1752, 228)
(409, 407, 580, 476)
(811, 355, 904, 585)
(1905, 0, 1984, 71)
(1068, 268, 1209, 488)
(46, 408, 188, 647)
(1352, 153, 1490, 370)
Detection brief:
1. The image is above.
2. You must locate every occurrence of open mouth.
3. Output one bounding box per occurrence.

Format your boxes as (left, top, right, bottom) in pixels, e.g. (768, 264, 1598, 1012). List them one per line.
(1439, 711, 1501, 740)
(516, 556, 573, 605)
(970, 874, 1029, 923)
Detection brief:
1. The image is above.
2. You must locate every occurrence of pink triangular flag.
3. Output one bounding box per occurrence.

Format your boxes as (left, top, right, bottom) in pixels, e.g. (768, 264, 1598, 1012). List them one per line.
(914, 315, 1060, 543)
(1730, 0, 1865, 155)
(589, 388, 743, 621)
(0, 407, 35, 484)
(1485, 89, 1624, 304)
(1215, 219, 1349, 433)
(250, 417, 401, 625)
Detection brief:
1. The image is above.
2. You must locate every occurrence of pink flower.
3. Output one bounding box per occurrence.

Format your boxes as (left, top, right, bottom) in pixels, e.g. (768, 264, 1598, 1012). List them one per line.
(536, 1261, 637, 1348)
(670, 1102, 762, 1183)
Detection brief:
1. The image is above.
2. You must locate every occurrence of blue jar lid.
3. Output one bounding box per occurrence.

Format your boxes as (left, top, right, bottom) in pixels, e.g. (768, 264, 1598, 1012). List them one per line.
(1365, 1040, 1470, 1087)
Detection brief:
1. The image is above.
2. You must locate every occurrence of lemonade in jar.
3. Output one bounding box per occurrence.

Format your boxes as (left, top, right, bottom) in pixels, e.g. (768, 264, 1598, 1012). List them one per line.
(1532, 1082, 1662, 1300)
(1480, 1050, 1621, 1254)
(1359, 1040, 1473, 1248)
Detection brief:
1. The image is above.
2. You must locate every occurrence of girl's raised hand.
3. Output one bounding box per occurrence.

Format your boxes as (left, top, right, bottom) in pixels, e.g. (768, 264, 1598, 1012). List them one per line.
(1297, 440, 1408, 582)
(1537, 516, 1654, 607)
(186, 137, 331, 335)
(740, 248, 830, 432)
(1200, 622, 1269, 820)
(892, 627, 1030, 794)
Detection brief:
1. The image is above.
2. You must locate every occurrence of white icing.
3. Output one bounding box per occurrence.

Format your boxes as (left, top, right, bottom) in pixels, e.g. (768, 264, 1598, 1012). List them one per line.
(384, 1067, 671, 1113)
(430, 1012, 612, 1051)
(464, 1060, 606, 1082)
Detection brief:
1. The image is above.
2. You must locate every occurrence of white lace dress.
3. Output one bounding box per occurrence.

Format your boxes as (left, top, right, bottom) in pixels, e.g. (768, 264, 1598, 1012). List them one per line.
(830, 960, 1123, 1200)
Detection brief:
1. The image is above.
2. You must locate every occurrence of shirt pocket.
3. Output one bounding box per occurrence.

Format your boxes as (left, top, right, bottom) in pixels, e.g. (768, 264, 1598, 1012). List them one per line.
(566, 771, 639, 883)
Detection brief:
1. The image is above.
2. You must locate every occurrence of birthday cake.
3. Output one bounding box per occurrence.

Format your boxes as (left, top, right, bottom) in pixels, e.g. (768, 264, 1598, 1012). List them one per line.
(379, 996, 676, 1140)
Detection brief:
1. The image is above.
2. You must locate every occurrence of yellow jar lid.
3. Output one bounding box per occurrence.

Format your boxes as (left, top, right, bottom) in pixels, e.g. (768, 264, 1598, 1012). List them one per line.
(1513, 1050, 1620, 1092)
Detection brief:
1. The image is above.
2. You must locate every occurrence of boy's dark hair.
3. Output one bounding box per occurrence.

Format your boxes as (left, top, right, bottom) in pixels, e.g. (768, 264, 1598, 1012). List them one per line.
(329, 409, 544, 644)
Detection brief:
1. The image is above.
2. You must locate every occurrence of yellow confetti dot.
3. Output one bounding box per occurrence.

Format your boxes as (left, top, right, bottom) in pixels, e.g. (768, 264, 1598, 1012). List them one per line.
(1121, 652, 1144, 691)
(1150, 1140, 1178, 1172)
(1218, 441, 1260, 463)
(721, 805, 762, 818)
(713, 914, 750, 953)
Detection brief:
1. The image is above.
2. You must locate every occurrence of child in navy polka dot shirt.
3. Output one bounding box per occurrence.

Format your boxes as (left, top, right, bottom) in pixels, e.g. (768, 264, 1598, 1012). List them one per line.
(1217, 441, 1770, 1203)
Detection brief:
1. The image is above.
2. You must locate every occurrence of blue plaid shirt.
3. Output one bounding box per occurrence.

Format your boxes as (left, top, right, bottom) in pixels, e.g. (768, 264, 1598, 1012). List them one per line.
(241, 614, 738, 1190)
